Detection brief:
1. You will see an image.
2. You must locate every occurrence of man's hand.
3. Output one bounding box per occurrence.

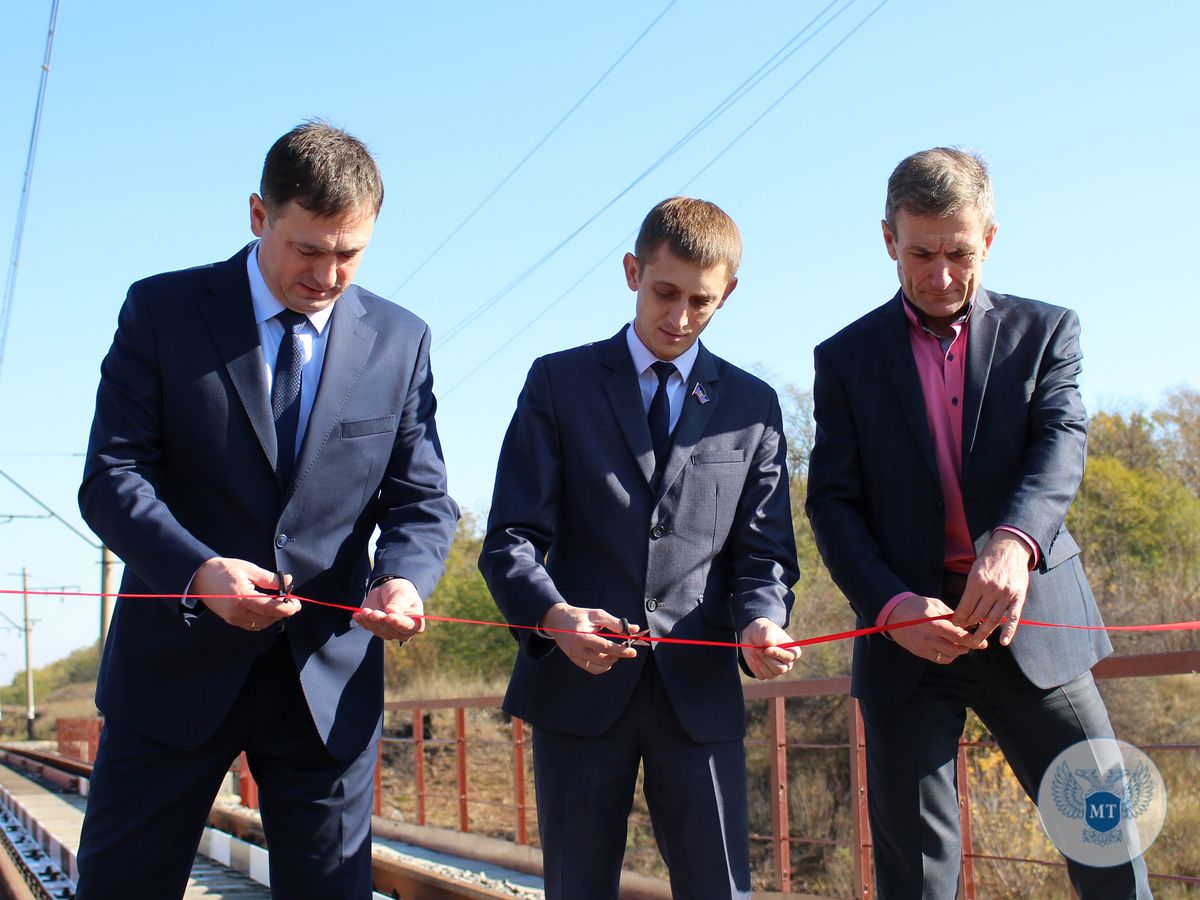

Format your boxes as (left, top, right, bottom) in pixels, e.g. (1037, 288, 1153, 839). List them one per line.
(741, 618, 799, 680)
(353, 578, 426, 642)
(190, 557, 300, 631)
(953, 532, 1033, 646)
(539, 603, 640, 675)
(886, 594, 980, 663)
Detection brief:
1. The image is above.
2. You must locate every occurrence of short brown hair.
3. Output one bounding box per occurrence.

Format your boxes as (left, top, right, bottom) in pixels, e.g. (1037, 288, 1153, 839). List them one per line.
(634, 197, 742, 278)
(885, 147, 994, 231)
(260, 120, 384, 218)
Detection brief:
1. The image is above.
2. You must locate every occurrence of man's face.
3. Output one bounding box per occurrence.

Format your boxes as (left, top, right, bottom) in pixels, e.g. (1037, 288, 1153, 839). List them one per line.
(250, 195, 376, 314)
(624, 248, 736, 361)
(882, 207, 997, 327)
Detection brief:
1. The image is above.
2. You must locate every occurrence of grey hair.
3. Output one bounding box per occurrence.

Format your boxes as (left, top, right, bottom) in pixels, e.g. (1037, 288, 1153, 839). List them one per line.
(885, 147, 994, 230)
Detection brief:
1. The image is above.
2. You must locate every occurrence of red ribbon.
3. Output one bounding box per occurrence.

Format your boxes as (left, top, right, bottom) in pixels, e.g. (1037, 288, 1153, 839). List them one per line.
(4, 588, 1199, 650)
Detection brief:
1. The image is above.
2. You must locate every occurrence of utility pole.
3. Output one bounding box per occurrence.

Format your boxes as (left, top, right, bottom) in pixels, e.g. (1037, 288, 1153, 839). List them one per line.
(0, 0, 62, 386)
(22, 568, 33, 740)
(1, 572, 78, 742)
(101, 545, 116, 649)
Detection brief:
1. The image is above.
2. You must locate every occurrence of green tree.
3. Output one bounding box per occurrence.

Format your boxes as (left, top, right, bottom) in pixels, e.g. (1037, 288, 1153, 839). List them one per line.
(1071, 402, 1200, 654)
(780, 386, 854, 677)
(384, 513, 516, 692)
(1156, 387, 1200, 495)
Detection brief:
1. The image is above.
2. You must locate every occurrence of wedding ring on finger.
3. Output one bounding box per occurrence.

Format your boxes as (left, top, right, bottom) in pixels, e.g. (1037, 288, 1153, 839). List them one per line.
(935, 650, 943, 663)
(585, 660, 591, 671)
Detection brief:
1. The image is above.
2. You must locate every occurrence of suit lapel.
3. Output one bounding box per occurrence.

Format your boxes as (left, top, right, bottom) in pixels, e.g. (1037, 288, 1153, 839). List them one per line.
(656, 344, 720, 499)
(197, 246, 277, 472)
(601, 329, 657, 485)
(290, 287, 377, 497)
(962, 289, 999, 457)
(881, 293, 939, 482)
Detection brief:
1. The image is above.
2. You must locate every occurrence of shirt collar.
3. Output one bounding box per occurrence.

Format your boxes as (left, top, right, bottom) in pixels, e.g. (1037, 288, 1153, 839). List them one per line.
(247, 242, 335, 335)
(625, 323, 699, 383)
(901, 290, 975, 338)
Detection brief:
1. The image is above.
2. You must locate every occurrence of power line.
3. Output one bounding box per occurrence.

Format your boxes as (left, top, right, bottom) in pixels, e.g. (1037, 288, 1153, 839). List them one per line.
(440, 0, 888, 393)
(432, 0, 850, 351)
(678, 0, 889, 192)
(0, 0, 61, 389)
(386, 0, 680, 300)
(0, 468, 99, 550)
(443, 230, 634, 397)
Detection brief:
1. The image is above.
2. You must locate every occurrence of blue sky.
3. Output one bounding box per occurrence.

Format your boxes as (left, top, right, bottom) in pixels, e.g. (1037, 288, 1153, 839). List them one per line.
(0, 0, 1196, 684)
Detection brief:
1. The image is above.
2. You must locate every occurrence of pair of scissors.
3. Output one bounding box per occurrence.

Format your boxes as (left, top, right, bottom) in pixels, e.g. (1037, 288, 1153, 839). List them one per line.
(617, 617, 650, 648)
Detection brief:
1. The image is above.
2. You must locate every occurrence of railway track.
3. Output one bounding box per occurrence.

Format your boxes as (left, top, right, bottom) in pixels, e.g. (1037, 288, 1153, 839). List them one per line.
(0, 745, 542, 900)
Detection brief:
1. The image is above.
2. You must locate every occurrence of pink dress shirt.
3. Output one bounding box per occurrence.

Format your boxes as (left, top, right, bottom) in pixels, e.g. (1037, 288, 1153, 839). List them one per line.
(875, 295, 1037, 628)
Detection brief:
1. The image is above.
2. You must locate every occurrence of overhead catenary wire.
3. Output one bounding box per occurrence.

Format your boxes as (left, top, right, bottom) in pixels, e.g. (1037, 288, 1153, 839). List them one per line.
(0, 467, 100, 550)
(433, 0, 851, 351)
(677, 0, 889, 193)
(442, 0, 888, 395)
(442, 229, 635, 396)
(386, 0, 680, 300)
(0, 0, 61, 390)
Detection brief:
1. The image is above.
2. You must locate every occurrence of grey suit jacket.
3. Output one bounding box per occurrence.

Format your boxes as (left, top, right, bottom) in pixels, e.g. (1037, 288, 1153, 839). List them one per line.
(805, 289, 1112, 703)
(479, 327, 798, 744)
(80, 245, 458, 759)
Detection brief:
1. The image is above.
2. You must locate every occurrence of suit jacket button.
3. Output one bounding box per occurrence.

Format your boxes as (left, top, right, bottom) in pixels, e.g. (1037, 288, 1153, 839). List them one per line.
(650, 524, 666, 540)
(275, 533, 289, 549)
(646, 598, 659, 612)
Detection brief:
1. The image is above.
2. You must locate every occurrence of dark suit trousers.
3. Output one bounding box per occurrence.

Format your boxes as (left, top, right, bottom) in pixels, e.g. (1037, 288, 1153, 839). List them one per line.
(532, 652, 750, 900)
(860, 640, 1152, 900)
(75, 635, 376, 900)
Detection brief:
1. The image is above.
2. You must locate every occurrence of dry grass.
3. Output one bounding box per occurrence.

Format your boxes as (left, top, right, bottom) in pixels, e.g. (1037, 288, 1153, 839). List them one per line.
(380, 703, 540, 846)
(0, 682, 98, 741)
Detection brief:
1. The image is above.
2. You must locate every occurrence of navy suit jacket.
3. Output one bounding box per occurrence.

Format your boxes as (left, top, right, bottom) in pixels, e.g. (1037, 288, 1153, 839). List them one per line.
(80, 246, 458, 759)
(479, 327, 798, 744)
(805, 289, 1112, 703)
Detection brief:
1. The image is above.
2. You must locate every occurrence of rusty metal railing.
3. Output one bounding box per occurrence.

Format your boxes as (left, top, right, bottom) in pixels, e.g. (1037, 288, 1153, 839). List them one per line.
(378, 649, 1200, 897)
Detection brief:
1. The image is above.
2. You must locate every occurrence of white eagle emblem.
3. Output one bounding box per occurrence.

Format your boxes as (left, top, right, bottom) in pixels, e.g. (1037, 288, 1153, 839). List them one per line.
(1051, 761, 1155, 847)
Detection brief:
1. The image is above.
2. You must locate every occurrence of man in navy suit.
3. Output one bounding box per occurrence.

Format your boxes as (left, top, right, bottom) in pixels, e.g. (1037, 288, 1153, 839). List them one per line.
(480, 198, 800, 899)
(75, 121, 458, 898)
(806, 148, 1150, 898)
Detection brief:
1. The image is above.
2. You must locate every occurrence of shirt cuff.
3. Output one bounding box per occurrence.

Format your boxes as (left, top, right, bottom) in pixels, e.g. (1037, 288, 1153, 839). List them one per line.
(180, 574, 200, 624)
(876, 592, 917, 636)
(994, 525, 1040, 568)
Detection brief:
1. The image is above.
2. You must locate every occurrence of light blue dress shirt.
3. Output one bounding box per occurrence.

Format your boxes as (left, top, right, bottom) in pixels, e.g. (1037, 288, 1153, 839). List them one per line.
(625, 323, 699, 434)
(247, 243, 334, 458)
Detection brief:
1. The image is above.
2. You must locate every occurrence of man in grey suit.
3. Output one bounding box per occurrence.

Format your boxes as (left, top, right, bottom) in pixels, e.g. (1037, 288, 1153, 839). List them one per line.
(76, 121, 458, 898)
(805, 148, 1150, 898)
(479, 198, 800, 899)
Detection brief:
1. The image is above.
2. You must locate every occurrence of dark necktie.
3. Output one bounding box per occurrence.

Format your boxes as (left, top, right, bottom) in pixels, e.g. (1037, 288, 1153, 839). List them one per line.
(647, 361, 676, 463)
(272, 309, 308, 486)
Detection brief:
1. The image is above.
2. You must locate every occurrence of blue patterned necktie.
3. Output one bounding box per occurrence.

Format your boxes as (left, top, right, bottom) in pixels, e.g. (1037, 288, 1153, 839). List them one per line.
(647, 360, 676, 464)
(272, 309, 308, 486)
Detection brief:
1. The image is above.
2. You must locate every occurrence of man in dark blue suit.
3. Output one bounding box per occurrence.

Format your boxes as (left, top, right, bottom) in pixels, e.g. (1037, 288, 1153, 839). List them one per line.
(480, 198, 800, 899)
(806, 148, 1150, 898)
(75, 121, 458, 898)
